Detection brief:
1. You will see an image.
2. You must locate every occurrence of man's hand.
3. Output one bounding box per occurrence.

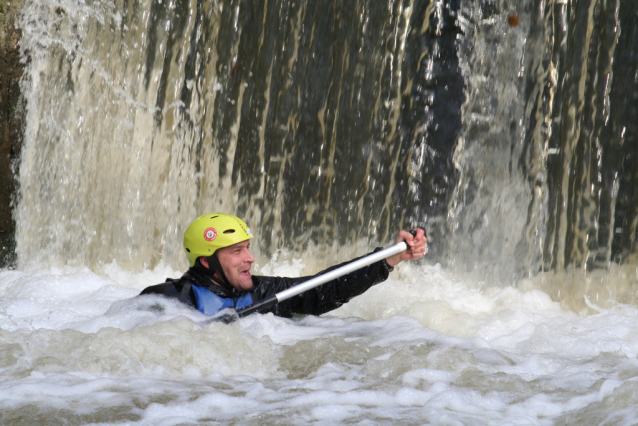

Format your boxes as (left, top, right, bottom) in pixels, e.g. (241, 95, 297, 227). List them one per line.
(385, 228, 427, 267)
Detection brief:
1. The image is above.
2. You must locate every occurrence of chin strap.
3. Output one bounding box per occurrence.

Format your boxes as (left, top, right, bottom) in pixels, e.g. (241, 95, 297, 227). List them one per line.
(194, 254, 236, 293)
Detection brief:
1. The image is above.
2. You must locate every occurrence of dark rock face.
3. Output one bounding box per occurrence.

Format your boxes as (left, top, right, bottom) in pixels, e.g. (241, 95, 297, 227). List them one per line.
(0, 1, 24, 268)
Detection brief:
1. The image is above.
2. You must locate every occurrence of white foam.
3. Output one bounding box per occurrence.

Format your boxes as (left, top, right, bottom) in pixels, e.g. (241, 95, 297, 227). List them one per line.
(1, 260, 638, 424)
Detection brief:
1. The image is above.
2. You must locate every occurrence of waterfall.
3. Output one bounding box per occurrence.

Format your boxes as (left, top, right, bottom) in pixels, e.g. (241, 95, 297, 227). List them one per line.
(14, 0, 638, 301)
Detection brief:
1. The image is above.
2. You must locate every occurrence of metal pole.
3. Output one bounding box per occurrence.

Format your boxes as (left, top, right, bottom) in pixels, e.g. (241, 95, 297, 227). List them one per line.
(275, 242, 407, 302)
(235, 241, 408, 318)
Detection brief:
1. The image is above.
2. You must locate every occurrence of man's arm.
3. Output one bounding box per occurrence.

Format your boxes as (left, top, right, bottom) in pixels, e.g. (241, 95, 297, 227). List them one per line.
(251, 227, 427, 317)
(251, 248, 394, 317)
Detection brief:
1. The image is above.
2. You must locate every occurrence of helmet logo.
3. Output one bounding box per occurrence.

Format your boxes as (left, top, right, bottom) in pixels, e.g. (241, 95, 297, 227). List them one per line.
(247, 228, 254, 237)
(204, 228, 217, 241)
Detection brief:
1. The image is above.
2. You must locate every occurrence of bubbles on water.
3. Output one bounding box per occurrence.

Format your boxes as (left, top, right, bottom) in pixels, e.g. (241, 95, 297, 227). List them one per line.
(2, 260, 638, 423)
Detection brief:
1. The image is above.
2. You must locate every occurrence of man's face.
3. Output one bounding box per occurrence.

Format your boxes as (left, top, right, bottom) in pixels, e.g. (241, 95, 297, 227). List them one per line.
(215, 240, 255, 291)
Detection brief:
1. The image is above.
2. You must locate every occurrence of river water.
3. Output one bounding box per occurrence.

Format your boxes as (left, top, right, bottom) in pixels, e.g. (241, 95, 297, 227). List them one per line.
(5, 0, 638, 423)
(3, 260, 638, 425)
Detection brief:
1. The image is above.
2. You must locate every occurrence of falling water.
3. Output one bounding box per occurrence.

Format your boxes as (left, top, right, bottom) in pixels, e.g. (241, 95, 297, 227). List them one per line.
(14, 0, 638, 301)
(16, 0, 463, 271)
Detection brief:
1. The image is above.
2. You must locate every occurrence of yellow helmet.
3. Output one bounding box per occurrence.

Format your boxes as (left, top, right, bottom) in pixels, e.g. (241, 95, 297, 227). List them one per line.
(183, 213, 254, 267)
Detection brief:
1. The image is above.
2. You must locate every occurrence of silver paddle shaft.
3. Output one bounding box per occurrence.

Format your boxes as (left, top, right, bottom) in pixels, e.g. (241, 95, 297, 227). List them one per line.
(274, 241, 408, 303)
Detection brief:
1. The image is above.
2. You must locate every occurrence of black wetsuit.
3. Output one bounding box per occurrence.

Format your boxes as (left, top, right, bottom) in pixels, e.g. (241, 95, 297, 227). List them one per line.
(140, 248, 393, 318)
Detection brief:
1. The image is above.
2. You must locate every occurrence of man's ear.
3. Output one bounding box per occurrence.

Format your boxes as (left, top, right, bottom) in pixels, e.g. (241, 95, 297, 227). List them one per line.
(199, 257, 210, 269)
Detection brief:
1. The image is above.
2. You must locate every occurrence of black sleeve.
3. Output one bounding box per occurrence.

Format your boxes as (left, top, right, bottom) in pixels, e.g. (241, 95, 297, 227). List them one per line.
(139, 279, 197, 308)
(250, 248, 393, 318)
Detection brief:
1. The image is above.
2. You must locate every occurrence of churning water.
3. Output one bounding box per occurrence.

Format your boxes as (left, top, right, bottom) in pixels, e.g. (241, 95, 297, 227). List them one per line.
(3, 260, 638, 425)
(5, 0, 638, 423)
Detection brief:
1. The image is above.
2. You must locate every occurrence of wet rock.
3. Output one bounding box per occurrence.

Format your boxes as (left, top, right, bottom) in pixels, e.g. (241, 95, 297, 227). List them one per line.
(0, 0, 25, 267)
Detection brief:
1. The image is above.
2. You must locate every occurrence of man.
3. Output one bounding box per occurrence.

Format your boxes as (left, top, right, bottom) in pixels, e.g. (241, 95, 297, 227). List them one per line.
(141, 213, 426, 317)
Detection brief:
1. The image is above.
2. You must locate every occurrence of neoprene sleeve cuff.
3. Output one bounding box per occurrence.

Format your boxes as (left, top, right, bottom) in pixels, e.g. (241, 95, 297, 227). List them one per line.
(371, 247, 394, 274)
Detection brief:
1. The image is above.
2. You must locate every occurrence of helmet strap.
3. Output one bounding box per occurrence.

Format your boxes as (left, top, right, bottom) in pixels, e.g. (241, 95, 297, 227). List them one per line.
(209, 254, 233, 290)
(194, 254, 235, 292)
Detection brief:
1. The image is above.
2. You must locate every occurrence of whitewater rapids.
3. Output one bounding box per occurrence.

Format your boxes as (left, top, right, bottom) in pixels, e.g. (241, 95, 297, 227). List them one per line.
(1, 257, 637, 425)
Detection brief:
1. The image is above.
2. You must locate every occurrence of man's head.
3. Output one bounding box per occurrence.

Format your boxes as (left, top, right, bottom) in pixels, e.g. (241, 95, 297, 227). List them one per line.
(183, 213, 255, 291)
(200, 239, 255, 291)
